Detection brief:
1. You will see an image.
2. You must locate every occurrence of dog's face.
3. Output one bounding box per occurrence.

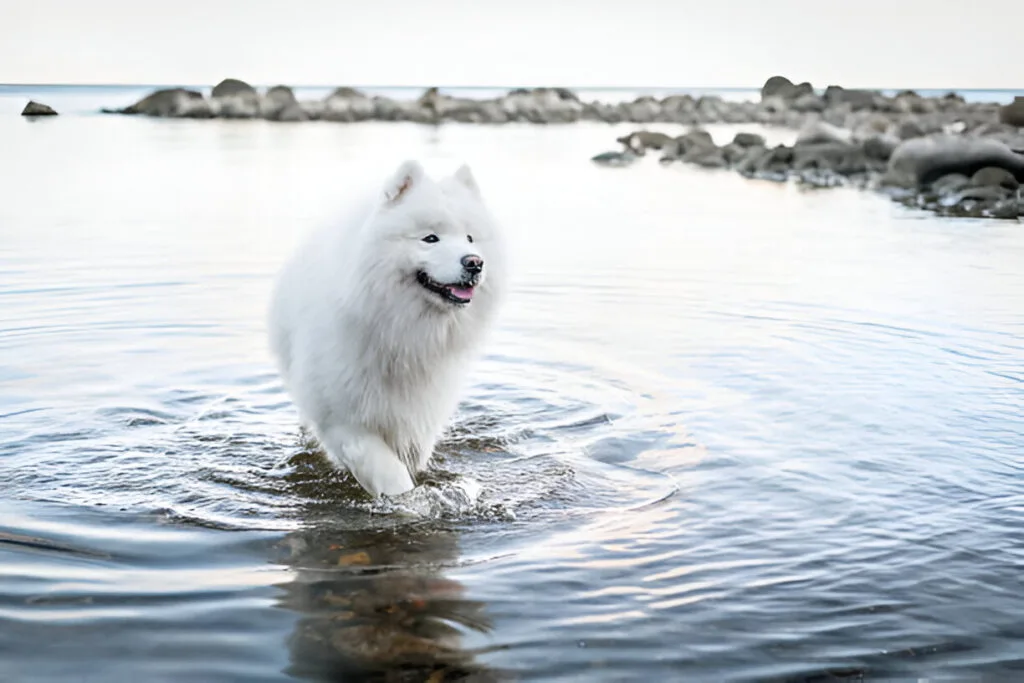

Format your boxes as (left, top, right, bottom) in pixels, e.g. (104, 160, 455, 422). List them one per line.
(369, 161, 501, 312)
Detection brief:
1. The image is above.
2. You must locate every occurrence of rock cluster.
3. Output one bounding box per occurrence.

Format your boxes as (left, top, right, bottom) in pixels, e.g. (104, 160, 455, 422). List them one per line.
(102, 76, 1020, 135)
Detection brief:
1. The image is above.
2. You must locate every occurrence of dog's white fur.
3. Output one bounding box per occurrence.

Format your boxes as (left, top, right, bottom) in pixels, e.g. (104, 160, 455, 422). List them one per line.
(267, 160, 507, 497)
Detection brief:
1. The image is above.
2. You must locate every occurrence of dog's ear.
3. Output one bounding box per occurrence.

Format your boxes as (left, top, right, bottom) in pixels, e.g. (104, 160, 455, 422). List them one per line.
(452, 164, 480, 196)
(383, 160, 425, 205)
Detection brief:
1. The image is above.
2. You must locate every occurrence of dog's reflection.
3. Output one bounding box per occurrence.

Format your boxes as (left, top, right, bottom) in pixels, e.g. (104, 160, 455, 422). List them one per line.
(275, 519, 501, 682)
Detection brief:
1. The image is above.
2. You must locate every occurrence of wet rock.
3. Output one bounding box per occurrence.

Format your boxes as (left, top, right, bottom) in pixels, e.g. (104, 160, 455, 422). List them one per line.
(210, 78, 260, 119)
(998, 97, 1024, 127)
(883, 134, 1024, 188)
(751, 145, 795, 179)
(21, 101, 57, 116)
(988, 198, 1021, 219)
(684, 145, 728, 169)
(969, 166, 1020, 190)
(733, 132, 766, 148)
(275, 102, 309, 122)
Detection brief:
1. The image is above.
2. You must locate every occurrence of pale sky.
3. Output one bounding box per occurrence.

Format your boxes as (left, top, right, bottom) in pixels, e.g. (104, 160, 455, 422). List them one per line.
(0, 0, 1016, 89)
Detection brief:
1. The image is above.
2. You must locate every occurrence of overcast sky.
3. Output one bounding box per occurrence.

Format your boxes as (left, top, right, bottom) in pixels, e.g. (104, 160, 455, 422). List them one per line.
(0, 0, 1016, 89)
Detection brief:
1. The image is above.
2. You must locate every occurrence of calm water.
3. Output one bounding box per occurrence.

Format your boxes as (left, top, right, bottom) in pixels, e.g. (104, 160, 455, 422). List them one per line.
(2, 88, 1023, 682)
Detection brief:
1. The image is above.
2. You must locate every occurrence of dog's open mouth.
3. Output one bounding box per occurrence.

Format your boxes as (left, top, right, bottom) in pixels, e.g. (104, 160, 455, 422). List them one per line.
(416, 271, 477, 305)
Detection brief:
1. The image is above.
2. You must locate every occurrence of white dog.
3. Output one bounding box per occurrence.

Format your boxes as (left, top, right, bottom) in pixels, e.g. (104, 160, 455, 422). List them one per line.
(267, 160, 507, 497)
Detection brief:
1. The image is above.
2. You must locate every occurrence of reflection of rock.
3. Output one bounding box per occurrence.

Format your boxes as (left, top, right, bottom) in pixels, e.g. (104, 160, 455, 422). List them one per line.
(276, 521, 499, 681)
(21, 101, 58, 116)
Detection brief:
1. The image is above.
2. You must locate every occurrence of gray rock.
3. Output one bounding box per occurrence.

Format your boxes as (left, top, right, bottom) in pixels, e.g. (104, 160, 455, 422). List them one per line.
(733, 132, 766, 148)
(792, 141, 868, 176)
(796, 120, 851, 146)
(617, 130, 673, 152)
(791, 93, 826, 112)
(884, 134, 1024, 188)
(761, 76, 814, 102)
(998, 97, 1024, 127)
(897, 119, 926, 140)
(862, 135, 900, 162)
(211, 78, 257, 99)
(275, 102, 309, 122)
(970, 166, 1020, 190)
(115, 88, 204, 117)
(930, 173, 972, 196)
(21, 101, 57, 116)
(988, 197, 1021, 219)
(323, 87, 375, 122)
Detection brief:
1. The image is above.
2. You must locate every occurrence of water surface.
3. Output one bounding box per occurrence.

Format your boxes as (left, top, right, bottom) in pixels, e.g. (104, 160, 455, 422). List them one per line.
(2, 91, 1023, 682)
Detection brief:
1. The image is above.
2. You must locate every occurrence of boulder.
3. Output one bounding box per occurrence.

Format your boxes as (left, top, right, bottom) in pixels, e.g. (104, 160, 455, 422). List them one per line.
(792, 141, 868, 176)
(323, 87, 375, 122)
(211, 78, 257, 99)
(970, 166, 1020, 190)
(791, 93, 826, 112)
(116, 88, 204, 117)
(884, 134, 1024, 188)
(733, 132, 766, 148)
(262, 85, 301, 120)
(862, 134, 900, 162)
(21, 101, 57, 116)
(761, 76, 814, 102)
(998, 97, 1024, 127)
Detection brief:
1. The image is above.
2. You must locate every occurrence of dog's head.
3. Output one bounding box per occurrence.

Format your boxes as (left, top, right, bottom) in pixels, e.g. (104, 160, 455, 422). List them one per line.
(367, 160, 503, 312)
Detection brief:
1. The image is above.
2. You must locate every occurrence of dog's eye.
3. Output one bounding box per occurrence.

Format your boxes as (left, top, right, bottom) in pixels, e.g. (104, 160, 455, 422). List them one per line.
(467, 234, 474, 243)
(422, 234, 439, 244)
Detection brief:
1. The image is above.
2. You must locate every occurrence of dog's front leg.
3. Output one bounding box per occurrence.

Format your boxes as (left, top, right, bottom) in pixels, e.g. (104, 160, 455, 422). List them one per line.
(321, 425, 416, 497)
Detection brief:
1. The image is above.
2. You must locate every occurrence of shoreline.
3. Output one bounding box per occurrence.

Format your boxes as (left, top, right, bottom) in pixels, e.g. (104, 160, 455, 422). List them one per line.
(24, 75, 1024, 221)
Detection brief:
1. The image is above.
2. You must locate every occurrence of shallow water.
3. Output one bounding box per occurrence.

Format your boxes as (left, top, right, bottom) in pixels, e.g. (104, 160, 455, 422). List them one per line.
(2, 94, 1024, 682)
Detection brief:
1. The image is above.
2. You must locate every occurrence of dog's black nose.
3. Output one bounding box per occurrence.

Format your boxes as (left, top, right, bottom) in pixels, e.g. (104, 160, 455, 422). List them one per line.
(461, 254, 483, 273)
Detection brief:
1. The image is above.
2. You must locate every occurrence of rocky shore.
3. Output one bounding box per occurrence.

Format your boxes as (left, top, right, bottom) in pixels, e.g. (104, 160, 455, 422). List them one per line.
(589, 77, 1023, 222)
(99, 76, 1023, 220)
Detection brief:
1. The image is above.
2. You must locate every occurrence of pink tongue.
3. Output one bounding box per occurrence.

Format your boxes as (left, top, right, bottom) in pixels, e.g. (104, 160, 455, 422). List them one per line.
(448, 285, 474, 300)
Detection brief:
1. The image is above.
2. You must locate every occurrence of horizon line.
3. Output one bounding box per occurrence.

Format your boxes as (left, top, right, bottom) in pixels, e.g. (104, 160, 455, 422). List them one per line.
(1, 81, 1021, 94)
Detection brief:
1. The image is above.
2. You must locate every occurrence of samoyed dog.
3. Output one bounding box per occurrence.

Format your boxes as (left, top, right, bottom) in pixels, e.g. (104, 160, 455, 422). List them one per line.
(267, 160, 507, 497)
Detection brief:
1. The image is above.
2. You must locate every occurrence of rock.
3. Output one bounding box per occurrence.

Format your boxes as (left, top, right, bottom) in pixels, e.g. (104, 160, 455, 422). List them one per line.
(750, 145, 795, 179)
(862, 135, 900, 162)
(884, 134, 1024, 188)
(211, 78, 257, 99)
(796, 120, 851, 146)
(209, 78, 259, 119)
(998, 97, 1024, 127)
(930, 173, 972, 196)
(115, 88, 204, 116)
(323, 87, 375, 122)
(897, 119, 926, 140)
(988, 198, 1021, 219)
(721, 142, 754, 165)
(591, 150, 640, 167)
(733, 132, 766, 148)
(617, 130, 673, 152)
(792, 141, 868, 176)
(791, 93, 826, 113)
(970, 166, 1020, 190)
(824, 85, 881, 111)
(942, 185, 1011, 206)
(261, 86, 301, 120)
(684, 145, 728, 169)
(21, 101, 57, 116)
(761, 76, 814, 102)
(275, 102, 309, 122)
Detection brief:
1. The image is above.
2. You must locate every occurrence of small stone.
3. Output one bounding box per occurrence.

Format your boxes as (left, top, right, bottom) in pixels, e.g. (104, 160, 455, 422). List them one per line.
(21, 101, 57, 116)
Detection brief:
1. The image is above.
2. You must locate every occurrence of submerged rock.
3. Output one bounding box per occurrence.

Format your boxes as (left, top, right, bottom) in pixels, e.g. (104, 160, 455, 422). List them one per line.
(21, 101, 57, 116)
(591, 149, 641, 167)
